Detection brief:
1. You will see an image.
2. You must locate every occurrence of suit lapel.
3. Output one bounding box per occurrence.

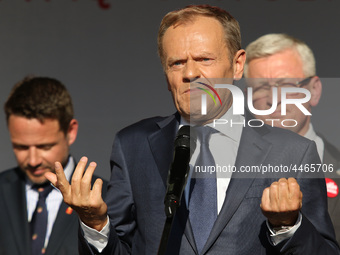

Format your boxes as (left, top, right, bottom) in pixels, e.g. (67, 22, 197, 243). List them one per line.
(45, 202, 77, 255)
(202, 125, 272, 254)
(148, 113, 179, 186)
(1, 169, 30, 255)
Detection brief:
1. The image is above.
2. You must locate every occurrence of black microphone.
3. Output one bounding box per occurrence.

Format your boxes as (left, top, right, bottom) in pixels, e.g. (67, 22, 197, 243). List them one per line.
(164, 125, 197, 218)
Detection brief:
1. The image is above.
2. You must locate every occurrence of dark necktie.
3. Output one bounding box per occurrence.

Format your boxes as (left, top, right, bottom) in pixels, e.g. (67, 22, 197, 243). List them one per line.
(30, 183, 53, 255)
(189, 126, 217, 254)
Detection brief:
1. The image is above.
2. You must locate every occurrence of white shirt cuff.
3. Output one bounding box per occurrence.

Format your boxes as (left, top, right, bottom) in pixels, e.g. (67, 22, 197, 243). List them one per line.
(267, 213, 302, 246)
(80, 216, 110, 252)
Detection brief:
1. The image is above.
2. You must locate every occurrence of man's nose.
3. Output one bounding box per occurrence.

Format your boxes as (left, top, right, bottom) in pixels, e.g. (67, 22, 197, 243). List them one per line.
(183, 60, 200, 82)
(27, 147, 42, 167)
(267, 85, 281, 106)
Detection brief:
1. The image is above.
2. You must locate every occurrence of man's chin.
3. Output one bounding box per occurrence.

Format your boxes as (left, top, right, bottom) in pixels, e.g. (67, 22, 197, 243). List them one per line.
(29, 176, 49, 185)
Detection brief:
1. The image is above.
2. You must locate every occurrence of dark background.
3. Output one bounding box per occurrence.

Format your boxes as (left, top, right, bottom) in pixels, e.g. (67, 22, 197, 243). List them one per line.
(0, 0, 339, 180)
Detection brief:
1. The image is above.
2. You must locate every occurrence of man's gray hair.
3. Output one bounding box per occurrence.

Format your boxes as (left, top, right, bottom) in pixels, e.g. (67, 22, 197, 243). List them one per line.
(244, 33, 315, 77)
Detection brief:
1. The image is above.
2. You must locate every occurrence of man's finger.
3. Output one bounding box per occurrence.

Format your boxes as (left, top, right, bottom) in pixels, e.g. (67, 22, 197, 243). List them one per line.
(45, 172, 57, 186)
(71, 156, 88, 196)
(269, 181, 279, 211)
(260, 187, 271, 211)
(54, 161, 71, 195)
(277, 178, 289, 211)
(80, 161, 97, 197)
(287, 178, 302, 209)
(287, 178, 300, 197)
(92, 178, 104, 201)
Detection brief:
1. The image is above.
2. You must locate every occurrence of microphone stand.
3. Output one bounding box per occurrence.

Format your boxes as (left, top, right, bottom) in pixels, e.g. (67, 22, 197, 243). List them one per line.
(157, 194, 180, 255)
(157, 126, 196, 255)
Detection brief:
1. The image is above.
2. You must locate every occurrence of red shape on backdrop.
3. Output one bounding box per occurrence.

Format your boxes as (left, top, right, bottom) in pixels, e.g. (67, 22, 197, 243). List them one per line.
(98, 0, 110, 9)
(326, 178, 339, 198)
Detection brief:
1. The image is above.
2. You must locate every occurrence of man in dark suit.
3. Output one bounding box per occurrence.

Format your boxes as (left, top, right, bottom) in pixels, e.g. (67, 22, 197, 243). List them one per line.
(0, 76, 107, 255)
(46, 5, 339, 254)
(244, 33, 340, 244)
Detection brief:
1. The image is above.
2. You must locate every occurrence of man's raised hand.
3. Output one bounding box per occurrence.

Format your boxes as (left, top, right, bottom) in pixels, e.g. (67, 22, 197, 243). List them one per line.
(45, 156, 108, 231)
(261, 178, 303, 227)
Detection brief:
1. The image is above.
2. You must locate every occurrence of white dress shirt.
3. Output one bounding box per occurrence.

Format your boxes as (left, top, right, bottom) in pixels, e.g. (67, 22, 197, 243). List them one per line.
(26, 156, 74, 247)
(181, 107, 243, 213)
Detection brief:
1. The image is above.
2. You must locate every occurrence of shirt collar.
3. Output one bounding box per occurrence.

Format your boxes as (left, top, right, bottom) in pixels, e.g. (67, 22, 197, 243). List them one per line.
(304, 123, 317, 141)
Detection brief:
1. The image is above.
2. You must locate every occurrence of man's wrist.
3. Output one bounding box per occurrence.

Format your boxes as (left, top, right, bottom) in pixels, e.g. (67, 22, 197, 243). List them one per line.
(272, 225, 295, 234)
(267, 213, 302, 245)
(81, 216, 108, 232)
(81, 216, 110, 252)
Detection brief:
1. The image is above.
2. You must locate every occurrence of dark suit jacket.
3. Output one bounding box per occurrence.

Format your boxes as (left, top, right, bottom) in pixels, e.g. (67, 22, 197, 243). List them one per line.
(321, 135, 340, 245)
(79, 113, 339, 254)
(0, 162, 107, 255)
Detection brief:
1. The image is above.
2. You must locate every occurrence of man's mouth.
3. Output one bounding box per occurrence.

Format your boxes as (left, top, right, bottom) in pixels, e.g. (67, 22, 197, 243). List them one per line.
(27, 167, 48, 176)
(185, 87, 201, 94)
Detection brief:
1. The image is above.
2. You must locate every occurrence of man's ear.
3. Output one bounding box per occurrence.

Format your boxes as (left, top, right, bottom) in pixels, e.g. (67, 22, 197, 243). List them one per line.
(309, 76, 322, 107)
(66, 119, 79, 146)
(233, 49, 246, 80)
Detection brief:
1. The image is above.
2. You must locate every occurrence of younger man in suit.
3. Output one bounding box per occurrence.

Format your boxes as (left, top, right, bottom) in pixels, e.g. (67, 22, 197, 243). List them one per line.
(0, 76, 107, 255)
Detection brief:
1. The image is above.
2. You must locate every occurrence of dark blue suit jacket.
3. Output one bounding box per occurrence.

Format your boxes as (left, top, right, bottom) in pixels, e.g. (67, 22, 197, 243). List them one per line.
(79, 113, 339, 254)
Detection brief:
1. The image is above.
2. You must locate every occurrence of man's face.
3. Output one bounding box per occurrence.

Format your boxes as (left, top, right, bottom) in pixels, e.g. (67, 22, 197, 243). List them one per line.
(8, 115, 77, 184)
(247, 49, 316, 135)
(162, 16, 244, 123)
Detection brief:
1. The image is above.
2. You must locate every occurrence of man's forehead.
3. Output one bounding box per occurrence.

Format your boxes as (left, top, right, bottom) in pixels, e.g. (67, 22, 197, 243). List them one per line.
(165, 15, 223, 35)
(162, 17, 226, 54)
(8, 115, 63, 133)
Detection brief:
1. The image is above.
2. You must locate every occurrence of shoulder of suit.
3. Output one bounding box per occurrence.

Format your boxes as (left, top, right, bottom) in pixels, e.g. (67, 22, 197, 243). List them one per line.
(316, 133, 340, 171)
(245, 110, 313, 146)
(320, 134, 340, 159)
(0, 167, 24, 184)
(116, 113, 177, 138)
(253, 124, 313, 146)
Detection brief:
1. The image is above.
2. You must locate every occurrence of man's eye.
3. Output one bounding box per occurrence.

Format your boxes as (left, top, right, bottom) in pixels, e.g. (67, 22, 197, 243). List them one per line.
(13, 145, 29, 151)
(172, 61, 183, 66)
(252, 84, 271, 93)
(198, 58, 213, 64)
(37, 145, 53, 150)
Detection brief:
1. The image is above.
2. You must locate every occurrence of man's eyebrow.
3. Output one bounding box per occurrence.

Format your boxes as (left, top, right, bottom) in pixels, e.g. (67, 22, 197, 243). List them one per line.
(272, 78, 287, 84)
(12, 142, 56, 147)
(199, 51, 215, 56)
(12, 142, 28, 147)
(167, 57, 185, 63)
(258, 78, 286, 86)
